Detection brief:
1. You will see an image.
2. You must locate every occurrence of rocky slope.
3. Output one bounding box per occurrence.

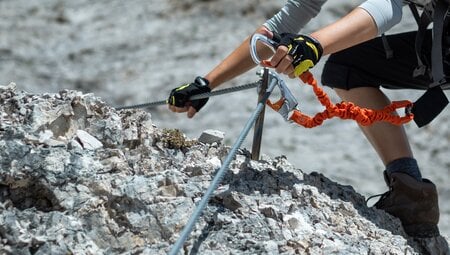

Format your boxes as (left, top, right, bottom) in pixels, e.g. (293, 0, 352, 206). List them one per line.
(1, 84, 449, 254)
(1, 0, 449, 237)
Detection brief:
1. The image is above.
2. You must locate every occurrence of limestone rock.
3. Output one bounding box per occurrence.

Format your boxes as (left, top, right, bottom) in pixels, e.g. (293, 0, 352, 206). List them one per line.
(0, 86, 449, 255)
(198, 129, 225, 144)
(75, 130, 103, 150)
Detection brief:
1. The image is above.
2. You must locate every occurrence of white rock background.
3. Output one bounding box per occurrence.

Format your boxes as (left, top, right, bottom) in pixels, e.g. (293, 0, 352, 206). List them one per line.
(1, 0, 449, 236)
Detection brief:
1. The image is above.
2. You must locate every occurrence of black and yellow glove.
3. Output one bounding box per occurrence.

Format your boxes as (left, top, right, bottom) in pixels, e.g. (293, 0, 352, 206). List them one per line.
(167, 76, 211, 112)
(279, 33, 323, 77)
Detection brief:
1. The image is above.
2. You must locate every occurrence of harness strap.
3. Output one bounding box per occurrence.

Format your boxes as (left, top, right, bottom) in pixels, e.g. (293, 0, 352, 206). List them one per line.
(410, 3, 433, 78)
(381, 33, 394, 59)
(408, 1, 450, 126)
(409, 0, 449, 84)
(431, 0, 448, 86)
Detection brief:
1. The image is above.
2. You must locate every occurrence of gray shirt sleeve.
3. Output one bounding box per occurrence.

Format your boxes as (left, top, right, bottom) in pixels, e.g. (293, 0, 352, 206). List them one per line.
(359, 0, 404, 35)
(264, 0, 403, 36)
(263, 0, 328, 34)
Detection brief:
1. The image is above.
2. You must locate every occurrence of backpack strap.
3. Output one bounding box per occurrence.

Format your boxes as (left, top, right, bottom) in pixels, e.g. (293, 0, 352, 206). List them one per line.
(409, 3, 432, 78)
(409, 1, 449, 127)
(430, 0, 448, 86)
(381, 33, 394, 59)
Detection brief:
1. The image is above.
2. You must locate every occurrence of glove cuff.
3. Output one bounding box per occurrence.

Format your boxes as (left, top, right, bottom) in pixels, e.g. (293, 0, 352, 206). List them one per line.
(307, 35, 323, 60)
(195, 76, 210, 87)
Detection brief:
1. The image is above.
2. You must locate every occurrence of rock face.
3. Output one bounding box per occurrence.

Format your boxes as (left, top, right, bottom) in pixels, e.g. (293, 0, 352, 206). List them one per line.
(0, 84, 449, 255)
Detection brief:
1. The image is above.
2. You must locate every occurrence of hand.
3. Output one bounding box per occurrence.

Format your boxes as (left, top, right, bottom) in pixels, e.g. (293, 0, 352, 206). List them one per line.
(167, 76, 211, 118)
(270, 33, 323, 78)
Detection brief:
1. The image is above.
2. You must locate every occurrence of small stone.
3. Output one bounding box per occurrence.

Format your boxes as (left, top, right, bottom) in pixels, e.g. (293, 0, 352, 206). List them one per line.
(38, 130, 54, 143)
(198, 129, 225, 144)
(75, 130, 103, 150)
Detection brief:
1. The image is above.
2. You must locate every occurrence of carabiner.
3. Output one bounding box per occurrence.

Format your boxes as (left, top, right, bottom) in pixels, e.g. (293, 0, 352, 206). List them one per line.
(252, 35, 299, 121)
(250, 34, 279, 65)
(260, 70, 298, 121)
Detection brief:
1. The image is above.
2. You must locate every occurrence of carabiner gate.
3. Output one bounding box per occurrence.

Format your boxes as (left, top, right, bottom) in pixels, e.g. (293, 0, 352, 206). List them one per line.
(258, 70, 298, 121)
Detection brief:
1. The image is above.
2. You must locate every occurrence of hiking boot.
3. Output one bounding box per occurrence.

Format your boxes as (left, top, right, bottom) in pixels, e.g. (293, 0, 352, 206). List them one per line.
(374, 171, 440, 238)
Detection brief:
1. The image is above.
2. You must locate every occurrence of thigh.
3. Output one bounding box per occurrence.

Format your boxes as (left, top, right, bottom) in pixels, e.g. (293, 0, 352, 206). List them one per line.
(321, 30, 433, 90)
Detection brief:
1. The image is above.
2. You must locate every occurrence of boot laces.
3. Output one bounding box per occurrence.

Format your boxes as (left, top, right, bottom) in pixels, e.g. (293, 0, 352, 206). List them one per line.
(365, 188, 392, 208)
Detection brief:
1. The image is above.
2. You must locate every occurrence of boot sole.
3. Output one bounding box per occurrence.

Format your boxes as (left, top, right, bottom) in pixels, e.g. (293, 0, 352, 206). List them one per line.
(403, 223, 440, 238)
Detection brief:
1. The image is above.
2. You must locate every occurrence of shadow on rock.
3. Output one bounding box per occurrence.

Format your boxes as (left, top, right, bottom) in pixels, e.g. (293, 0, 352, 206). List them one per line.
(303, 171, 450, 255)
(221, 162, 302, 196)
(0, 179, 64, 212)
(219, 161, 449, 255)
(302, 172, 398, 232)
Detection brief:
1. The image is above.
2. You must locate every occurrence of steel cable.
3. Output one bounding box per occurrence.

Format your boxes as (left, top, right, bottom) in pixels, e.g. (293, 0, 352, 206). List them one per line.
(115, 80, 261, 110)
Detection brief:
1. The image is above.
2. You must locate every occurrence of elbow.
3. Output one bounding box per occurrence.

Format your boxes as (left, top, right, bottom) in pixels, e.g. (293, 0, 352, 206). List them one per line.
(359, 0, 403, 34)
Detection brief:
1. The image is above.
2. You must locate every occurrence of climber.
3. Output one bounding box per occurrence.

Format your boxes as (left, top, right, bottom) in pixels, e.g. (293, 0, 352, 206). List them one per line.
(167, 0, 448, 237)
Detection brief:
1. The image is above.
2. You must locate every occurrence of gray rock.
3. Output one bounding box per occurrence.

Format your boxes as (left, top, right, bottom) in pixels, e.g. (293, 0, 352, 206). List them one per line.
(198, 129, 225, 144)
(75, 130, 103, 150)
(0, 86, 449, 255)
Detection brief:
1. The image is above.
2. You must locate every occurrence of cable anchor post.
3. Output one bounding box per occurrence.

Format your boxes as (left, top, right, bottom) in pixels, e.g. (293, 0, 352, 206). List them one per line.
(251, 68, 269, 160)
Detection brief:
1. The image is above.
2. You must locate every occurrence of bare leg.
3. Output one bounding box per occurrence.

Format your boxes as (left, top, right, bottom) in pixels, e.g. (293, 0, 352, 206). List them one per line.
(335, 87, 441, 238)
(334, 87, 413, 165)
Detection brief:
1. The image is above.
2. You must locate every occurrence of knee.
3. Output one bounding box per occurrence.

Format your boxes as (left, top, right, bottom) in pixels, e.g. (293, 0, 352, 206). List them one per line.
(333, 88, 348, 99)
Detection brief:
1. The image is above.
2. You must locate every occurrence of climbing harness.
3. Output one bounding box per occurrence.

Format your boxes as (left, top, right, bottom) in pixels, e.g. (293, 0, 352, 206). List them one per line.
(115, 80, 261, 110)
(250, 34, 415, 128)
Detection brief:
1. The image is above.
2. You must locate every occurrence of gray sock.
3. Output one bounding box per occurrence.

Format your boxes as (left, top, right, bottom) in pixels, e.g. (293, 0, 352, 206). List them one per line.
(386, 157, 422, 181)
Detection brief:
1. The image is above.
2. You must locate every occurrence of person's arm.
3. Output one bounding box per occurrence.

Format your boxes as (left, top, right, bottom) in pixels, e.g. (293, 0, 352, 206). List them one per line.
(269, 8, 378, 76)
(313, 0, 404, 55)
(168, 26, 270, 118)
(204, 26, 272, 90)
(270, 0, 403, 77)
(168, 0, 327, 117)
(311, 7, 378, 56)
(268, 8, 379, 76)
(206, 0, 328, 89)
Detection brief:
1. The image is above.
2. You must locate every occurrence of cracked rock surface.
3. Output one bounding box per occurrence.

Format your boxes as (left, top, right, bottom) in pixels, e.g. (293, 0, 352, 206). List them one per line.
(1, 84, 449, 254)
(1, 0, 449, 239)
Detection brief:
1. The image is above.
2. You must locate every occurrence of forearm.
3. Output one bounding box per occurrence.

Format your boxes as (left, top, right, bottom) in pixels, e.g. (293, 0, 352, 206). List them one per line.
(204, 37, 256, 90)
(311, 7, 378, 55)
(204, 26, 272, 90)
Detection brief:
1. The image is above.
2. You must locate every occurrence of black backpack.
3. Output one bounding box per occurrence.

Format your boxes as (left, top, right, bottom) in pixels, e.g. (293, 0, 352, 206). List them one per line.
(405, 0, 450, 126)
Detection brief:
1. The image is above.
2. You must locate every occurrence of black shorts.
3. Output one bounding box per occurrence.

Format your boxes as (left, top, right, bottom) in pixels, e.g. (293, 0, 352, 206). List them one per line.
(321, 30, 447, 90)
